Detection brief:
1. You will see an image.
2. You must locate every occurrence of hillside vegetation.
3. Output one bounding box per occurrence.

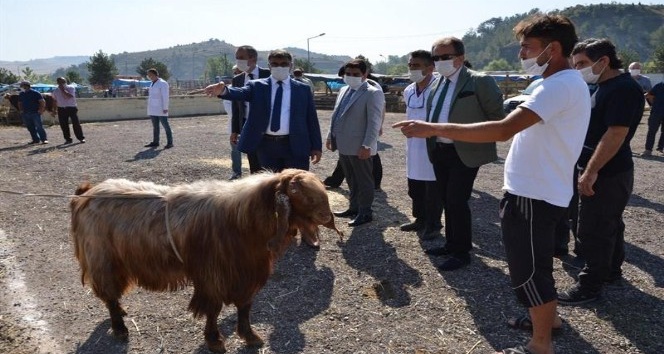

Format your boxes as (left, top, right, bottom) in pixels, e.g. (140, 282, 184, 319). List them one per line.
(2, 3, 662, 83)
(464, 3, 664, 70)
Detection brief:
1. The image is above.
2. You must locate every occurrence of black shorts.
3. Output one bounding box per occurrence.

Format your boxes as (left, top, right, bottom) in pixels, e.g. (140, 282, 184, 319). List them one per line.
(500, 192, 567, 307)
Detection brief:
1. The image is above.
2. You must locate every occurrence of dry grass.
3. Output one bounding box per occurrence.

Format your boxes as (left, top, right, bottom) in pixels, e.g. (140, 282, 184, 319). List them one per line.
(0, 111, 662, 354)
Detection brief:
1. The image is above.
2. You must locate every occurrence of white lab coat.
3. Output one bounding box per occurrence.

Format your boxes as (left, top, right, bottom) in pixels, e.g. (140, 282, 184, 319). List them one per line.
(147, 78, 169, 116)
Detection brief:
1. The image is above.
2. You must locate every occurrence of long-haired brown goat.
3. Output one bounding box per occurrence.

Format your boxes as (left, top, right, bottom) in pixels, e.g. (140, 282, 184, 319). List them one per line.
(70, 169, 341, 353)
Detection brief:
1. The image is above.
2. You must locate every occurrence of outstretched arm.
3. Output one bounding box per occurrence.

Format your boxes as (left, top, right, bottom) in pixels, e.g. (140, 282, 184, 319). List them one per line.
(392, 106, 541, 143)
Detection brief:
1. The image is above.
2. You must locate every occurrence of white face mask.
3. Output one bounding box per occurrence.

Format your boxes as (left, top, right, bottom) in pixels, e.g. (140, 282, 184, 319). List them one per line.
(629, 69, 641, 77)
(521, 44, 551, 76)
(236, 59, 249, 72)
(434, 59, 457, 77)
(343, 75, 364, 90)
(408, 70, 425, 83)
(20, 88, 27, 93)
(579, 61, 606, 84)
(270, 67, 291, 81)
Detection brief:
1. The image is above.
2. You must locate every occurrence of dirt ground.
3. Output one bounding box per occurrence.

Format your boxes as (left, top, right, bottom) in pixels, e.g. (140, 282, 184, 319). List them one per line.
(0, 110, 662, 354)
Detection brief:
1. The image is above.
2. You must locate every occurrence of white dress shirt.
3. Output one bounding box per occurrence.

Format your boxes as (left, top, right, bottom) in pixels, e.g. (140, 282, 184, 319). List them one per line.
(267, 77, 291, 135)
(429, 68, 462, 143)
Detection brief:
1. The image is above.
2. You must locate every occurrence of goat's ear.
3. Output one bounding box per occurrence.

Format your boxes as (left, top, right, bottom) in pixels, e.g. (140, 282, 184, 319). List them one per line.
(288, 176, 302, 195)
(267, 192, 292, 252)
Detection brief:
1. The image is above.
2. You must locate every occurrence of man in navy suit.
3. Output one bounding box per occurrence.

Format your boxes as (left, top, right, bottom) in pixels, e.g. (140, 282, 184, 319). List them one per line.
(205, 49, 322, 172)
(230, 45, 271, 175)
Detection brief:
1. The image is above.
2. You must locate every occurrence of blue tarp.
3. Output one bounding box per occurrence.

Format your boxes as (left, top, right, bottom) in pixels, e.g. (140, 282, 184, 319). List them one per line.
(112, 79, 152, 88)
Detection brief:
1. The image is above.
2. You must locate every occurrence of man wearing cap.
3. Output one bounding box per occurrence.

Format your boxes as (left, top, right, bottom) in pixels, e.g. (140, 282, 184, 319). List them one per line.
(293, 68, 315, 94)
(17, 81, 48, 144)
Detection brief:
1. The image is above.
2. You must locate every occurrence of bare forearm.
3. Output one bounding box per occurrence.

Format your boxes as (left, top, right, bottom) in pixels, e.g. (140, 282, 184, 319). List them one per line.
(584, 128, 628, 174)
(431, 121, 514, 143)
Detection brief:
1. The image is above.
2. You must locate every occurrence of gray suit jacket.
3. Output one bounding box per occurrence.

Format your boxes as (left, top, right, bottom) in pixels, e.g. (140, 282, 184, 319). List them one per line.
(327, 82, 385, 156)
(426, 66, 505, 167)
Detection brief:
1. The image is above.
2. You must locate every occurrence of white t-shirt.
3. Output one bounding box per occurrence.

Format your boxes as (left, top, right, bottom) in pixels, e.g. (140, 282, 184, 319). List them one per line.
(503, 69, 591, 207)
(403, 78, 436, 181)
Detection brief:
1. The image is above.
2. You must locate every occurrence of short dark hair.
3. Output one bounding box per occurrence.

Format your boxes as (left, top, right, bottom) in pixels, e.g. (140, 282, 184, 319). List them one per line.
(56, 77, 67, 84)
(409, 50, 433, 66)
(147, 68, 159, 76)
(344, 58, 368, 74)
(293, 67, 303, 75)
(267, 49, 292, 62)
(572, 38, 623, 70)
(514, 14, 579, 57)
(431, 37, 465, 55)
(236, 45, 258, 59)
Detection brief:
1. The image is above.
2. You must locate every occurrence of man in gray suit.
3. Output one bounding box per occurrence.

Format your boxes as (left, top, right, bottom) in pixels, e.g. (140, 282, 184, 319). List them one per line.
(422, 37, 505, 271)
(327, 59, 385, 226)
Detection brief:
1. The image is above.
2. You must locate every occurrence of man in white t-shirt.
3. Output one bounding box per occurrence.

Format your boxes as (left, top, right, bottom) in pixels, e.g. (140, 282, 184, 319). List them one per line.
(394, 15, 590, 354)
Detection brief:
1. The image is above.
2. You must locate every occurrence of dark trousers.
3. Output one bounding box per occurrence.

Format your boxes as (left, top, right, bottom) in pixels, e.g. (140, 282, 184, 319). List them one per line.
(431, 143, 479, 257)
(339, 154, 374, 214)
(407, 178, 443, 229)
(247, 152, 261, 173)
(57, 107, 84, 141)
(645, 113, 664, 151)
(554, 166, 580, 256)
(577, 168, 633, 292)
(325, 154, 382, 187)
(501, 193, 566, 307)
(255, 136, 309, 172)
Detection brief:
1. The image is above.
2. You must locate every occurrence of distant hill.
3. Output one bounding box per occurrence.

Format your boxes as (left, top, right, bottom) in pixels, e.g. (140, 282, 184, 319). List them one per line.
(2, 3, 661, 80)
(0, 56, 88, 76)
(0, 39, 351, 80)
(463, 3, 664, 70)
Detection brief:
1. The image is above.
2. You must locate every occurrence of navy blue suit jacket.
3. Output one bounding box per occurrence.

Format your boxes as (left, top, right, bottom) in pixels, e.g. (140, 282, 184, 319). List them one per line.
(221, 78, 322, 157)
(230, 67, 271, 134)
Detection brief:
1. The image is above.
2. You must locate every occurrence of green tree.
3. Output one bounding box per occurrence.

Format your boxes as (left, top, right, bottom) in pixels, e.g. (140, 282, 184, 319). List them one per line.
(617, 48, 639, 71)
(66, 70, 83, 84)
(651, 45, 664, 73)
(387, 64, 408, 76)
(483, 58, 515, 71)
(87, 50, 118, 87)
(293, 58, 322, 73)
(0, 68, 20, 83)
(21, 66, 38, 82)
(136, 57, 170, 80)
(205, 55, 233, 79)
(649, 25, 664, 48)
(52, 64, 88, 84)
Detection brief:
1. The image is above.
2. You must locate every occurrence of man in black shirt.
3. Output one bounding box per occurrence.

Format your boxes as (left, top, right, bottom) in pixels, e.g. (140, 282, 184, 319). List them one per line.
(558, 38, 645, 305)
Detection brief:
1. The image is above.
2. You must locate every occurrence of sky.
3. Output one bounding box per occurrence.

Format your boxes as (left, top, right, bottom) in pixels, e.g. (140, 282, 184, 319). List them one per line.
(0, 0, 650, 64)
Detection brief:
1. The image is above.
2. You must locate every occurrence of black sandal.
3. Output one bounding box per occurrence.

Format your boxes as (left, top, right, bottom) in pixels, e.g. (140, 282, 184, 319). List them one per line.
(500, 345, 533, 354)
(507, 314, 564, 335)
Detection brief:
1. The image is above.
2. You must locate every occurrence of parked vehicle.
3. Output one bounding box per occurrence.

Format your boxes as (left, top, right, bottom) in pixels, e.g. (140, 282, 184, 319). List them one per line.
(503, 78, 543, 113)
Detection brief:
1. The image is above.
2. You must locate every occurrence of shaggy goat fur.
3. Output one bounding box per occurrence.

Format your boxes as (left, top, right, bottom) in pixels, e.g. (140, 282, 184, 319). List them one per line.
(70, 169, 340, 353)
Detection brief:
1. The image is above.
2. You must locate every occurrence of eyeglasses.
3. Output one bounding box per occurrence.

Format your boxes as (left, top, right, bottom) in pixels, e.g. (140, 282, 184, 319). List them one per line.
(432, 54, 457, 61)
(406, 91, 425, 109)
(269, 62, 291, 67)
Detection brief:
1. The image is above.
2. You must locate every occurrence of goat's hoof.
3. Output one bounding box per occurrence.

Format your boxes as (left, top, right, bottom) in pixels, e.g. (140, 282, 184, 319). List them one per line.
(206, 339, 227, 353)
(241, 331, 264, 347)
(111, 325, 129, 339)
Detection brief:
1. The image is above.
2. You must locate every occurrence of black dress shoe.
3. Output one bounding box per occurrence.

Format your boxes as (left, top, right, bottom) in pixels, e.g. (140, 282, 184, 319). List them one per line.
(164, 144, 174, 149)
(400, 220, 423, 232)
(348, 214, 373, 227)
(425, 246, 451, 256)
(64, 139, 73, 144)
(437, 256, 470, 271)
(420, 227, 441, 240)
(144, 142, 159, 147)
(333, 209, 358, 218)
